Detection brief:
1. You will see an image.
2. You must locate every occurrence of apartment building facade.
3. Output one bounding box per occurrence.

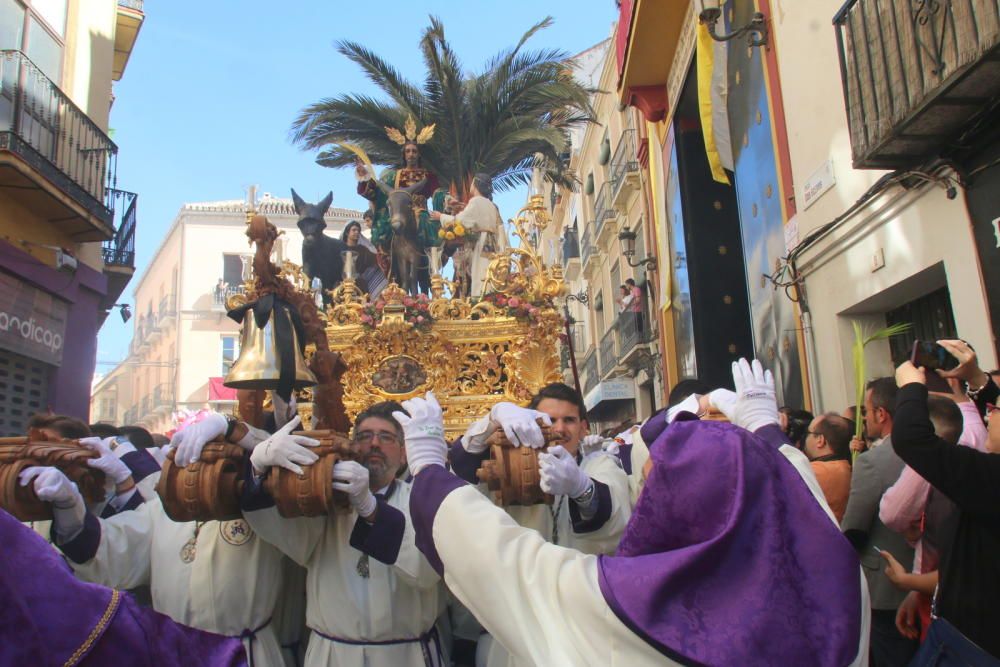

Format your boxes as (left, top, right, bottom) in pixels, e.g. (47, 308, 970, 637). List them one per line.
(0, 0, 143, 435)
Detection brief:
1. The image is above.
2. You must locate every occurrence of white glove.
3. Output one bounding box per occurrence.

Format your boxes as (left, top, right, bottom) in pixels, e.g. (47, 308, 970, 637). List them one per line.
(19, 466, 86, 541)
(393, 392, 447, 475)
(708, 388, 737, 421)
(79, 437, 132, 484)
(730, 358, 779, 432)
(270, 391, 297, 430)
(332, 461, 376, 518)
(603, 440, 621, 457)
(171, 412, 228, 467)
(578, 434, 606, 457)
(538, 445, 591, 498)
(249, 415, 320, 475)
(489, 402, 552, 449)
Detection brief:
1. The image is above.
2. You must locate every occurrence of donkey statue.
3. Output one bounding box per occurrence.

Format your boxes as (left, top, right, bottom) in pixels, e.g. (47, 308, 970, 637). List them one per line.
(292, 189, 347, 304)
(371, 178, 429, 295)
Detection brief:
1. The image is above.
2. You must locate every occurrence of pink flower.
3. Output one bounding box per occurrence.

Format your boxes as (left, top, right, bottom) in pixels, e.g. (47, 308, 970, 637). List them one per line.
(417, 316, 425, 323)
(496, 296, 508, 307)
(508, 297, 521, 308)
(418, 302, 429, 311)
(529, 307, 539, 316)
(361, 314, 373, 324)
(403, 297, 415, 307)
(376, 302, 385, 311)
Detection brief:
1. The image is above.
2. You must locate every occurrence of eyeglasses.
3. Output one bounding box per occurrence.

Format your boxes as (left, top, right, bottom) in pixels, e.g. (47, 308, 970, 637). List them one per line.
(353, 430, 400, 445)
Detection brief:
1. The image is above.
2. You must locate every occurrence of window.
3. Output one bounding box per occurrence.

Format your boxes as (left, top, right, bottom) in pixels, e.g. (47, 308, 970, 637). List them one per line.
(221, 336, 239, 376)
(0, 0, 66, 83)
(222, 254, 244, 289)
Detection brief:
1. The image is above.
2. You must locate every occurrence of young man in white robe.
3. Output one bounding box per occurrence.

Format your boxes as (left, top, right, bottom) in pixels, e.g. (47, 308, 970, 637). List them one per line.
(22, 410, 308, 667)
(448, 382, 631, 666)
(430, 173, 507, 298)
(242, 400, 445, 667)
(394, 359, 871, 667)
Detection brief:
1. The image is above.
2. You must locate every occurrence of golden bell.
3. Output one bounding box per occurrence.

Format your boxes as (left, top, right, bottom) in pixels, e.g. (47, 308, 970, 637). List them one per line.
(224, 307, 317, 391)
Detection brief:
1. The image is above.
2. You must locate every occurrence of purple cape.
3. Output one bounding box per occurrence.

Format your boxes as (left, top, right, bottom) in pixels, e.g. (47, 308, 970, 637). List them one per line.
(0, 509, 246, 667)
(598, 419, 861, 667)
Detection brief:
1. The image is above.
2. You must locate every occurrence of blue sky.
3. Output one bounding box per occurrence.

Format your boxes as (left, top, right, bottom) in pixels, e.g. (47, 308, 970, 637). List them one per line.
(95, 0, 617, 371)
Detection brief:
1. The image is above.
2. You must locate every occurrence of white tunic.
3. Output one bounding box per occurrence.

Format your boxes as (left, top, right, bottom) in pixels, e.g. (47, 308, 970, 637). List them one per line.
(433, 444, 871, 667)
(244, 479, 445, 667)
(439, 195, 507, 298)
(65, 496, 286, 667)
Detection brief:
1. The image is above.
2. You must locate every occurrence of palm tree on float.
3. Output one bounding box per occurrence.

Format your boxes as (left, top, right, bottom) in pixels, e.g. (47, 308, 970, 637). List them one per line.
(290, 16, 595, 200)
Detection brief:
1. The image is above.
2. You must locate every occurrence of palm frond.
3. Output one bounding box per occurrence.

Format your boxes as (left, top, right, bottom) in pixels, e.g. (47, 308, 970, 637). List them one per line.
(291, 15, 595, 200)
(851, 320, 913, 455)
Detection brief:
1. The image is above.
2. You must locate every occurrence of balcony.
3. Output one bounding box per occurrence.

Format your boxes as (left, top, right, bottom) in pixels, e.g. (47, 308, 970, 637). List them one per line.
(114, 0, 145, 81)
(0, 51, 118, 239)
(152, 383, 175, 415)
(122, 406, 138, 426)
(580, 225, 599, 275)
(212, 285, 246, 311)
(157, 294, 177, 327)
(615, 304, 651, 369)
(599, 328, 619, 379)
(593, 181, 618, 245)
(139, 395, 153, 420)
(834, 0, 1000, 169)
(610, 129, 641, 208)
(582, 348, 599, 395)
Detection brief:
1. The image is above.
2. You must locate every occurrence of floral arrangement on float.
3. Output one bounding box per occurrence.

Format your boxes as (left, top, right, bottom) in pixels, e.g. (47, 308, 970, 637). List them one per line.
(478, 289, 550, 327)
(360, 292, 434, 330)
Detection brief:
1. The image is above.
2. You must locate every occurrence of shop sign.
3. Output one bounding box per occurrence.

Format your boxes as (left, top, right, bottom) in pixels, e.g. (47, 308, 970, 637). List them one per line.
(0, 272, 68, 366)
(585, 378, 636, 411)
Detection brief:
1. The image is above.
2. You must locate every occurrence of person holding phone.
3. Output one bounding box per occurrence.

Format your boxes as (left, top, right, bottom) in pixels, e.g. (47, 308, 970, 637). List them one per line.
(891, 360, 1000, 663)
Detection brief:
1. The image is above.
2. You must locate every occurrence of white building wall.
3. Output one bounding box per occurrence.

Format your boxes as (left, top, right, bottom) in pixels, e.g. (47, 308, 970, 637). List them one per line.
(770, 2, 996, 411)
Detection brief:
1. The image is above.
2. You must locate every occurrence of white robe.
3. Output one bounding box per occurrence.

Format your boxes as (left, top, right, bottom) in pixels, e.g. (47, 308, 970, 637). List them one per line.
(64, 495, 286, 667)
(244, 479, 445, 667)
(430, 444, 871, 667)
(460, 417, 632, 667)
(440, 196, 507, 298)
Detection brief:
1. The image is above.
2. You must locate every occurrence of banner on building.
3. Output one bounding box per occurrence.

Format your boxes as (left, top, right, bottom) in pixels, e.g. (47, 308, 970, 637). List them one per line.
(0, 272, 68, 366)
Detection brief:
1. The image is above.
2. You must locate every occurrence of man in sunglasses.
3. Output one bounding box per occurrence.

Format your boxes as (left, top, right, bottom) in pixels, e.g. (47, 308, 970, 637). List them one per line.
(242, 401, 445, 667)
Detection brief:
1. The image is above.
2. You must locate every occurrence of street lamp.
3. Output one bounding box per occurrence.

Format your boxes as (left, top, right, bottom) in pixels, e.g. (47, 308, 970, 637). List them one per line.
(699, 0, 768, 48)
(112, 303, 132, 323)
(617, 228, 657, 272)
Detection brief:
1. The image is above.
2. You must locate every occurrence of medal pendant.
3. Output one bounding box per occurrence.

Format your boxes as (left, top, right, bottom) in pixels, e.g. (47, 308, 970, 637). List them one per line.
(356, 554, 370, 578)
(180, 538, 197, 563)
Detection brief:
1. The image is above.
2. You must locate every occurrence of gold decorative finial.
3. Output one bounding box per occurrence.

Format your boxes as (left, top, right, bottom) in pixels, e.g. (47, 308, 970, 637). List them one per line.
(385, 115, 436, 145)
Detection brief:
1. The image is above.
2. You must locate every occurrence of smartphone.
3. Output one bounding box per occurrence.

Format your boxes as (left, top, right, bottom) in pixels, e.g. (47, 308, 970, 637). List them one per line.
(910, 340, 957, 392)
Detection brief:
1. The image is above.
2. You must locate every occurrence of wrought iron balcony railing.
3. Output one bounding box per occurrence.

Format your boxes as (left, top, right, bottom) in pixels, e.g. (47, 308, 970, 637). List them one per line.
(599, 327, 618, 378)
(580, 225, 597, 268)
(609, 129, 640, 195)
(102, 189, 137, 267)
(593, 181, 616, 237)
(834, 0, 1000, 168)
(582, 348, 598, 395)
(152, 383, 174, 410)
(615, 303, 650, 361)
(0, 50, 118, 226)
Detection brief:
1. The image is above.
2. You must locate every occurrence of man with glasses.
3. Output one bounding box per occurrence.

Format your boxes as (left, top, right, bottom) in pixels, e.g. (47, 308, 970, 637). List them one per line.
(841, 377, 917, 667)
(802, 413, 854, 522)
(243, 401, 445, 667)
